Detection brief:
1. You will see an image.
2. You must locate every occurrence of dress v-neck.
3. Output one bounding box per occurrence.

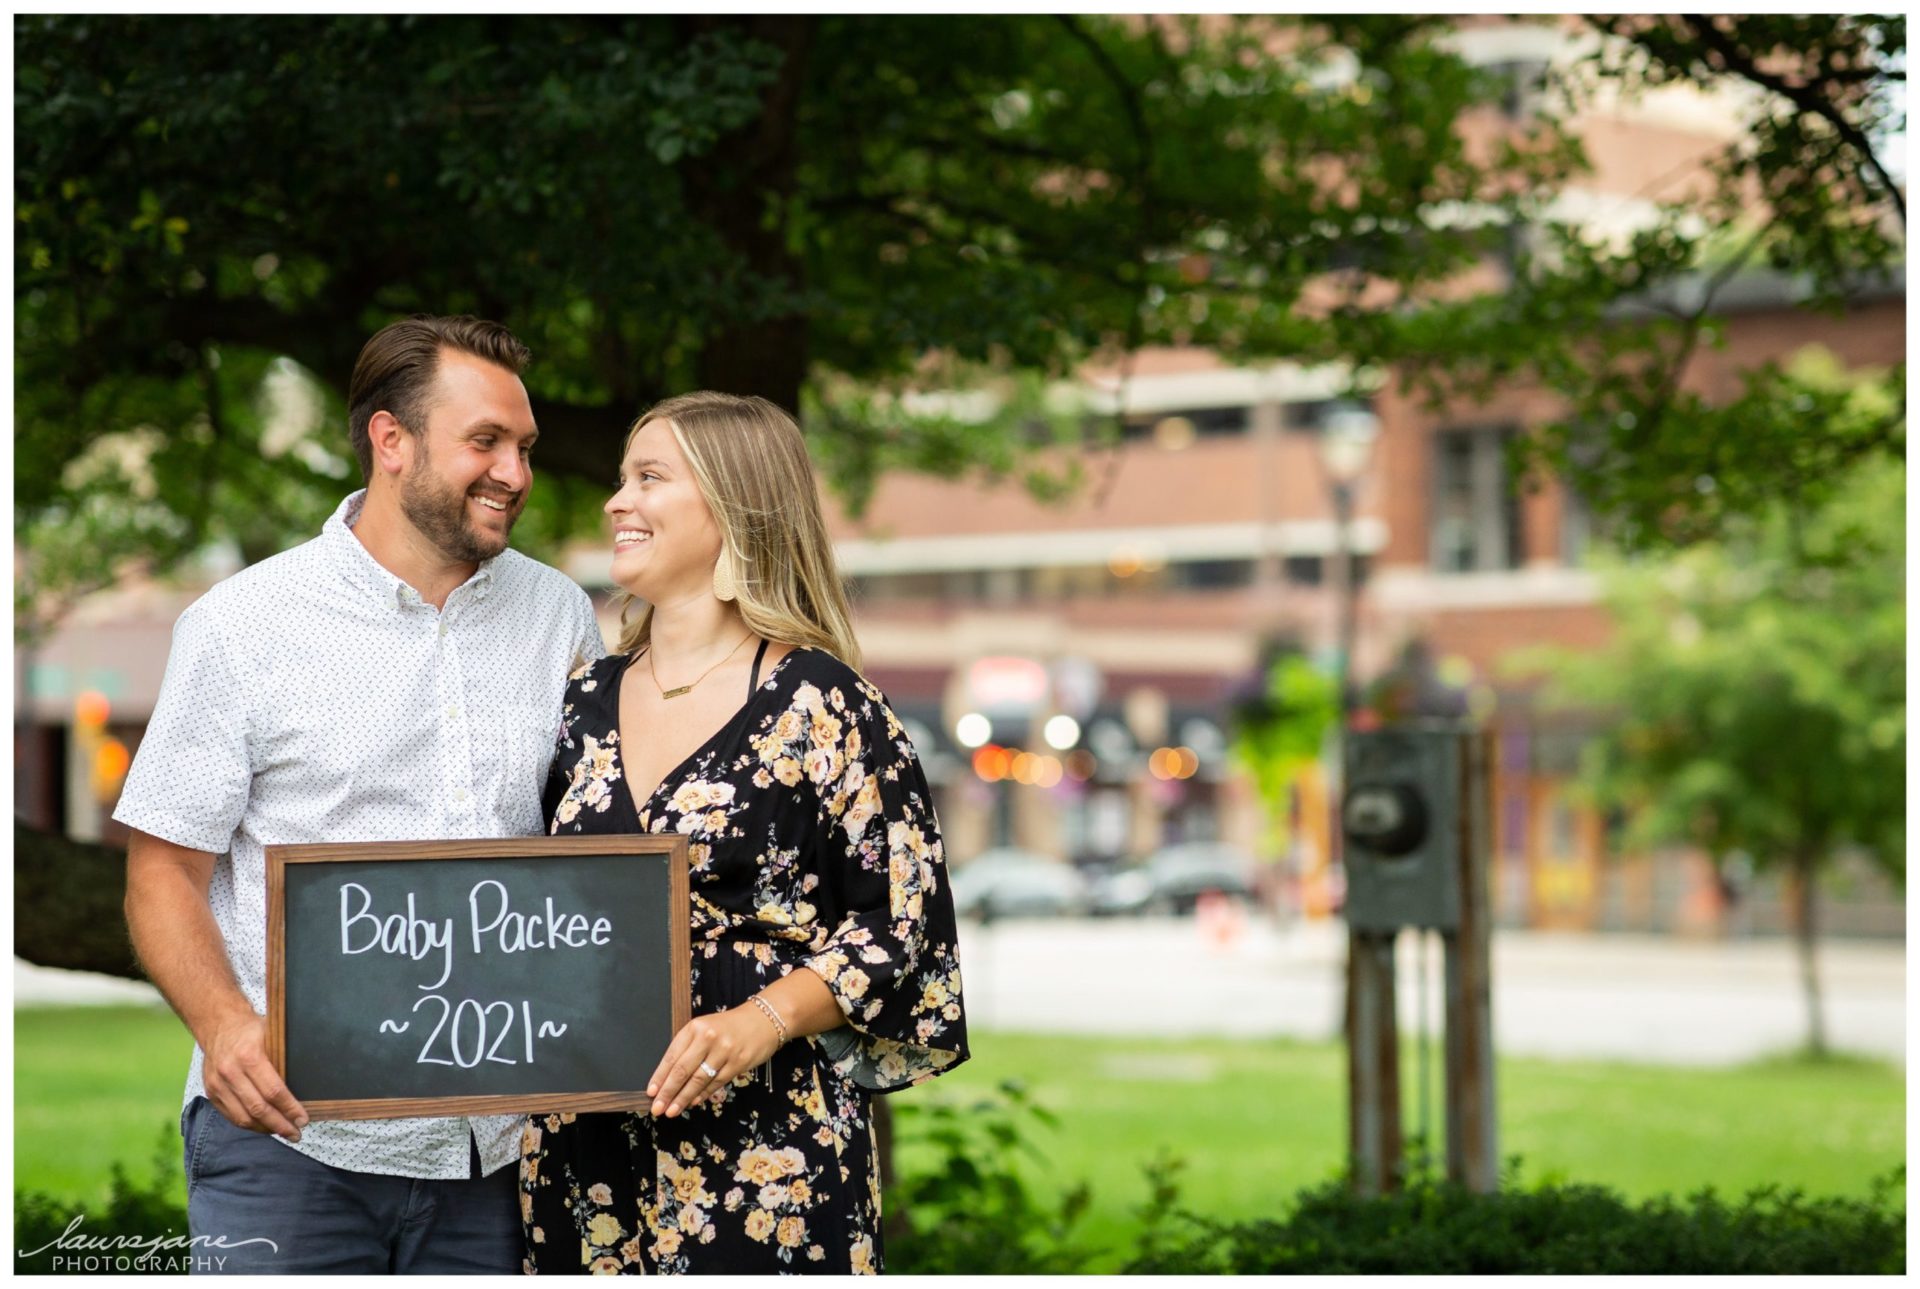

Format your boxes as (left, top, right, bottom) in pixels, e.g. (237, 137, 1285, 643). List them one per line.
(611, 639, 787, 822)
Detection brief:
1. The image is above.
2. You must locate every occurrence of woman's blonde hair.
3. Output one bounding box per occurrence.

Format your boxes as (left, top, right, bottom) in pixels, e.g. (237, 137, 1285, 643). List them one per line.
(611, 391, 863, 671)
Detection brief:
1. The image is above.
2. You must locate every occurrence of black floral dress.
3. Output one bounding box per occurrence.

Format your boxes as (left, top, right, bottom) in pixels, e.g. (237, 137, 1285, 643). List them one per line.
(520, 643, 969, 1275)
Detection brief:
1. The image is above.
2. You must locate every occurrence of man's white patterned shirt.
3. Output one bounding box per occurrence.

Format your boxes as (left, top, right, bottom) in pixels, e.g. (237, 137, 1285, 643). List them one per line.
(113, 490, 606, 1179)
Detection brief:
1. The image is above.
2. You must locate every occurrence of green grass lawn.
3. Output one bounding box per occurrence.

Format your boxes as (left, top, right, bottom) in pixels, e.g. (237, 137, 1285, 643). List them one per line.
(14, 1005, 196, 1206)
(898, 1031, 1905, 1258)
(16, 1005, 1906, 1256)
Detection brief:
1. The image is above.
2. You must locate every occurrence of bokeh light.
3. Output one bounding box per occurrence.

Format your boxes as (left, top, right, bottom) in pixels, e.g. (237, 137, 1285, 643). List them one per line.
(1043, 714, 1081, 750)
(955, 712, 993, 748)
(972, 744, 1010, 782)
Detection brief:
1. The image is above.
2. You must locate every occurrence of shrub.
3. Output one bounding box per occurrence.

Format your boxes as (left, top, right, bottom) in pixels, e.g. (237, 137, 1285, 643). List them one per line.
(885, 1078, 1193, 1274)
(886, 1090, 1906, 1275)
(1122, 1161, 1908, 1275)
(17, 1109, 1904, 1275)
(885, 1078, 1098, 1273)
(16, 1127, 189, 1276)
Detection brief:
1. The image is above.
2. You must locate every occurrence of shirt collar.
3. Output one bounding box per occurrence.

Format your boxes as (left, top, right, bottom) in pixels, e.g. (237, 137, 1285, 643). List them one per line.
(323, 490, 498, 610)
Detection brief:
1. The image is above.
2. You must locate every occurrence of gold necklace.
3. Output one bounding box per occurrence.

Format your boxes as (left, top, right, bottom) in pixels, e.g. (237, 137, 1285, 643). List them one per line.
(646, 633, 755, 700)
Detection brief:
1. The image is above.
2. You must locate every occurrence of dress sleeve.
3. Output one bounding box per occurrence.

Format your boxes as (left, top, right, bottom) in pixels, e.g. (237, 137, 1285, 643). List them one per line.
(798, 676, 969, 1092)
(541, 658, 600, 829)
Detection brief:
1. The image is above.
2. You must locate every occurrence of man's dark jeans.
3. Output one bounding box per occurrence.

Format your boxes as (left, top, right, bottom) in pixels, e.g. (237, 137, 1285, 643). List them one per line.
(180, 1098, 521, 1275)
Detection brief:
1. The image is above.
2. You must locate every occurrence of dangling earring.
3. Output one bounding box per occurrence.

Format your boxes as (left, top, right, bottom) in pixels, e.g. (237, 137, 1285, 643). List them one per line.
(713, 551, 738, 603)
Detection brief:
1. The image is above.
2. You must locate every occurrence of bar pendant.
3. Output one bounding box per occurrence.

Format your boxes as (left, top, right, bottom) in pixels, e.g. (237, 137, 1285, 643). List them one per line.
(661, 686, 692, 699)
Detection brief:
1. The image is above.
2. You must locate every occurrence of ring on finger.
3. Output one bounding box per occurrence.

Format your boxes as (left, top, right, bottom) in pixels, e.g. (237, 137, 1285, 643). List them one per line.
(699, 1061, 720, 1080)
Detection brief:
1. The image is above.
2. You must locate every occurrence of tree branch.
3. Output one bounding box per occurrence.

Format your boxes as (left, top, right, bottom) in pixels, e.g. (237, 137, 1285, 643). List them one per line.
(1678, 14, 1906, 225)
(1631, 225, 1770, 454)
(1054, 13, 1163, 453)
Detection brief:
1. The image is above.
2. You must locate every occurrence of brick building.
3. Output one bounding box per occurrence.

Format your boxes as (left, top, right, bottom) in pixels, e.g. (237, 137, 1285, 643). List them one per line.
(769, 262, 1901, 941)
(774, 20, 1907, 937)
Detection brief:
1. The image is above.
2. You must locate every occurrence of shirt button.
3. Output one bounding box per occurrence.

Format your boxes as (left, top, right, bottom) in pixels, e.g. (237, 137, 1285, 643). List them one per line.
(438, 622, 447, 637)
(448, 705, 460, 720)
(455, 788, 469, 804)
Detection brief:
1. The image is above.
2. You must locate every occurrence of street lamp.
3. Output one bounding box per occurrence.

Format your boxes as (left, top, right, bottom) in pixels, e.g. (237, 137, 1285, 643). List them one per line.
(1318, 400, 1392, 1196)
(1319, 403, 1380, 715)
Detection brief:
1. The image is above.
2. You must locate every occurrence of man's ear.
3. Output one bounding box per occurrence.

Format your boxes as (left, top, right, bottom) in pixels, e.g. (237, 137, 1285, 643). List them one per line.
(367, 410, 415, 481)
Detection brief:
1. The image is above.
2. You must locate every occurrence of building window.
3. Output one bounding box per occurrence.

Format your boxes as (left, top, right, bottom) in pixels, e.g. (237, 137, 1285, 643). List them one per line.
(1283, 401, 1329, 431)
(1484, 58, 1549, 120)
(1431, 425, 1523, 573)
(850, 554, 1281, 604)
(1171, 558, 1254, 591)
(1283, 398, 1377, 433)
(1561, 485, 1595, 567)
(1286, 552, 1370, 587)
(1123, 405, 1252, 443)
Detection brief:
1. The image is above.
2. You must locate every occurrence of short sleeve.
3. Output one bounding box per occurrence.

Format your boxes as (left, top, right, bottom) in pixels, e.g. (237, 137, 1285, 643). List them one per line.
(111, 600, 254, 854)
(799, 675, 969, 1092)
(570, 590, 607, 671)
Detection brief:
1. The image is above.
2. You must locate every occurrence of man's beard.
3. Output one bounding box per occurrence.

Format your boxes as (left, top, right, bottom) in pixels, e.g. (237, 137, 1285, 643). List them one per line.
(399, 447, 519, 563)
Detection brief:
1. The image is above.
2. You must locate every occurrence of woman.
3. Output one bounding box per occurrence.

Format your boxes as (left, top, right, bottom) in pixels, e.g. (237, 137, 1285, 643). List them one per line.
(522, 392, 969, 1274)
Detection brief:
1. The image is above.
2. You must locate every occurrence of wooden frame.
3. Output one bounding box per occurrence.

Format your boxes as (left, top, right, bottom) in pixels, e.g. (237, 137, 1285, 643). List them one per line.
(265, 835, 689, 1120)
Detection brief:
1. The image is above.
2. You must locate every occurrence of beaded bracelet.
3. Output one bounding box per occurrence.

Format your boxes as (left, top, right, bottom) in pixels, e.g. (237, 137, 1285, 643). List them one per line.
(748, 992, 789, 1045)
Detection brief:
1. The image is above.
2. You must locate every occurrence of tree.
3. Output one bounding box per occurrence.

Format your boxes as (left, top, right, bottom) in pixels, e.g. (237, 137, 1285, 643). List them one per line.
(13, 13, 1574, 974)
(19, 14, 1905, 615)
(1527, 359, 1904, 1053)
(1471, 15, 1906, 550)
(19, 14, 1906, 569)
(16, 15, 1625, 632)
(1229, 641, 1341, 867)
(13, 15, 1903, 976)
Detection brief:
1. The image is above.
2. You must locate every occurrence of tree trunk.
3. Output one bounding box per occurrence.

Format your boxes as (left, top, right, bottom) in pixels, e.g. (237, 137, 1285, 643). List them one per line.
(680, 16, 815, 414)
(1790, 850, 1827, 1056)
(874, 1096, 910, 1247)
(14, 821, 144, 980)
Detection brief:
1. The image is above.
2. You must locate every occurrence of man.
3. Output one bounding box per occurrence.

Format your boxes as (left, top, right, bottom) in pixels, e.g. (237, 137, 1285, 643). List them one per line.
(116, 315, 605, 1274)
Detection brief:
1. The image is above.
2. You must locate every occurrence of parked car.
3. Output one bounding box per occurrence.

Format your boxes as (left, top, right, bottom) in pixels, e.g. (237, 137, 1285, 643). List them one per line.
(949, 848, 1090, 920)
(1142, 842, 1259, 914)
(1087, 865, 1156, 917)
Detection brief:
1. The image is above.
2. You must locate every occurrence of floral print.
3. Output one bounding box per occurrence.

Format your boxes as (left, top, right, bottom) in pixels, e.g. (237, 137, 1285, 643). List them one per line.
(523, 646, 969, 1274)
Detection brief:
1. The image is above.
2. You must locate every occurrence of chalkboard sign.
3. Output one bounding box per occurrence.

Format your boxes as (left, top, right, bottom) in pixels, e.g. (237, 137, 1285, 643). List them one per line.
(265, 837, 689, 1120)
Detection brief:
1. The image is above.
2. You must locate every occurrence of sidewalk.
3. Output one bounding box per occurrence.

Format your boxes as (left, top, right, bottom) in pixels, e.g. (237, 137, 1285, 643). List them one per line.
(14, 961, 166, 1007)
(17, 917, 1906, 1066)
(952, 917, 1907, 1066)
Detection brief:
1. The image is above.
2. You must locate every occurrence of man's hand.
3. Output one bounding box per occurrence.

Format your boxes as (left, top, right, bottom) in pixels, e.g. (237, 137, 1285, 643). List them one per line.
(202, 1011, 309, 1140)
(125, 830, 310, 1140)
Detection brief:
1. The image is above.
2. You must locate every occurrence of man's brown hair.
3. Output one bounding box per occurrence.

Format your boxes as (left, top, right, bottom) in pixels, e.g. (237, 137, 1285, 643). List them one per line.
(346, 315, 531, 481)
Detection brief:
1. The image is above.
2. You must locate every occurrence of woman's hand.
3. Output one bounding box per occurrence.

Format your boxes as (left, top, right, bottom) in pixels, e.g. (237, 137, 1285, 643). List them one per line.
(647, 1003, 783, 1117)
